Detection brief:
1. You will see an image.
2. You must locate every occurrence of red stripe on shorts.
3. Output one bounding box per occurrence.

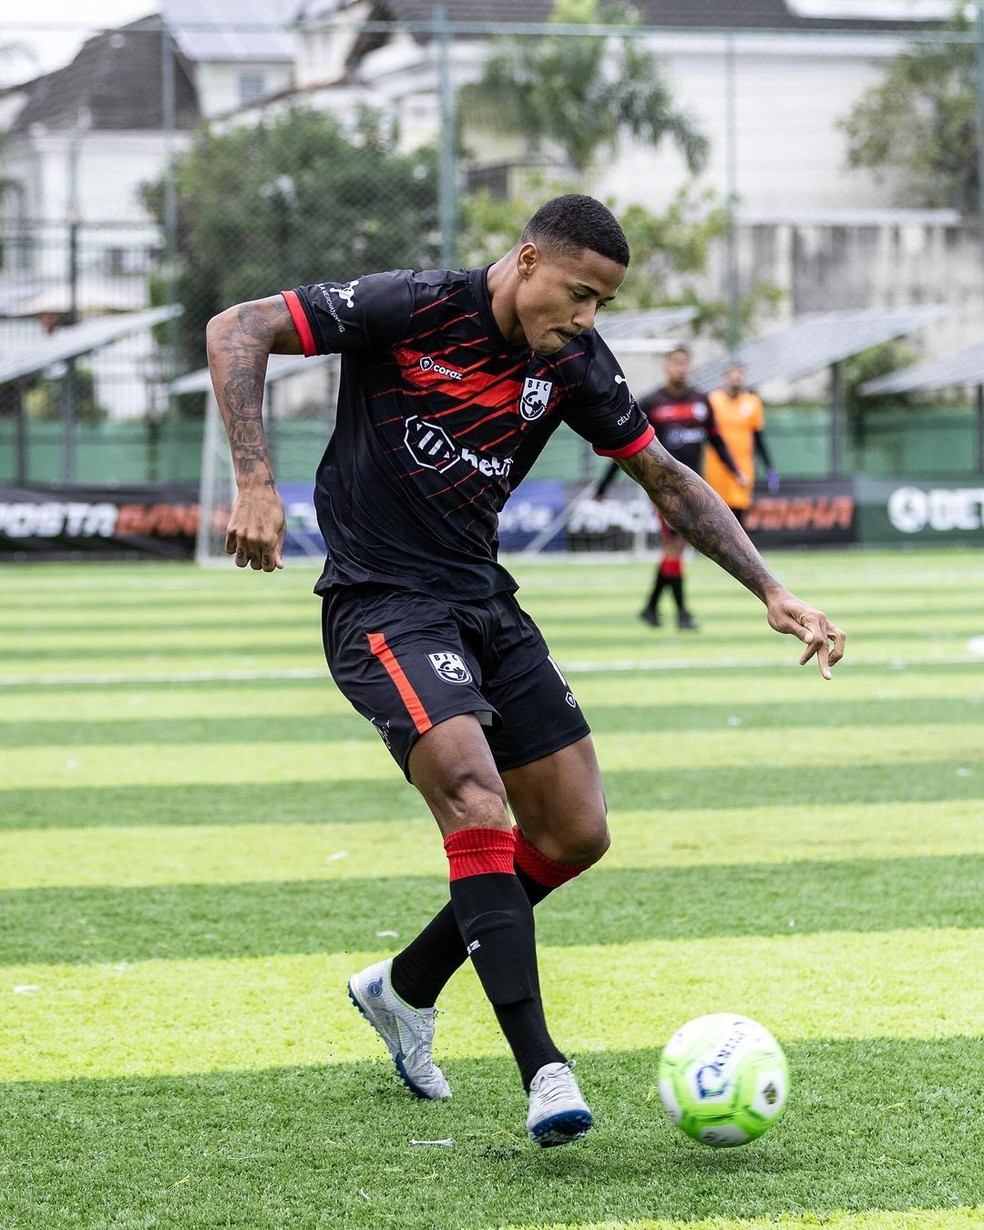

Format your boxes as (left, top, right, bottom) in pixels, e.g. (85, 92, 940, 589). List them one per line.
(367, 631, 433, 735)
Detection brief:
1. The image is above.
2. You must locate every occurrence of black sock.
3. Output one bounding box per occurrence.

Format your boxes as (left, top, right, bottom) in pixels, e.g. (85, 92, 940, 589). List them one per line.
(646, 567, 666, 612)
(668, 574, 685, 613)
(449, 870, 563, 1090)
(391, 863, 555, 1011)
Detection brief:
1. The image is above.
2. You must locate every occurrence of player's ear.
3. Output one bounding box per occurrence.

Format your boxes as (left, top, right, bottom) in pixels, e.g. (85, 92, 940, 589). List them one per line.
(516, 242, 540, 280)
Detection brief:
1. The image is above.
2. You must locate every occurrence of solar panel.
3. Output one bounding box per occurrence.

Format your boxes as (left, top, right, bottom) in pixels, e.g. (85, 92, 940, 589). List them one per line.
(0, 306, 182, 386)
(595, 306, 698, 341)
(859, 342, 984, 395)
(690, 306, 948, 391)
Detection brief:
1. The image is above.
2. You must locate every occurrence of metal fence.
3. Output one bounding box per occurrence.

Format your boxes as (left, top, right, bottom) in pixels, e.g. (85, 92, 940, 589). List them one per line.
(3, 9, 984, 483)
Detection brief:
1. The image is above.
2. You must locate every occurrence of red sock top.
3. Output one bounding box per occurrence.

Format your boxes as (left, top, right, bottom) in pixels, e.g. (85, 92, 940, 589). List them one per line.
(513, 826, 587, 888)
(444, 826, 516, 880)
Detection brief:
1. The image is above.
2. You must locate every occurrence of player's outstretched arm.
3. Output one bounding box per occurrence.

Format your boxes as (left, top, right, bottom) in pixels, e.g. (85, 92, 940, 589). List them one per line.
(618, 440, 846, 678)
(206, 296, 302, 572)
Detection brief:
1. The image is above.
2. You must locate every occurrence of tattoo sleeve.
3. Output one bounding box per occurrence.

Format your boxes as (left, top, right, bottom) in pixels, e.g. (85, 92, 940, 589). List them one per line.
(618, 441, 782, 602)
(205, 296, 302, 487)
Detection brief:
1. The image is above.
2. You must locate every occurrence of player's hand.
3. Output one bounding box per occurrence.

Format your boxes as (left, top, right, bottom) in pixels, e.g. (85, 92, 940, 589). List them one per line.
(767, 467, 780, 494)
(224, 484, 287, 571)
(765, 590, 845, 680)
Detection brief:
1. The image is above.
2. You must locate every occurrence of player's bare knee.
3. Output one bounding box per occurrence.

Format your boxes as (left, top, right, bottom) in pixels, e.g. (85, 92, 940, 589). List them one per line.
(428, 764, 509, 832)
(564, 812, 610, 866)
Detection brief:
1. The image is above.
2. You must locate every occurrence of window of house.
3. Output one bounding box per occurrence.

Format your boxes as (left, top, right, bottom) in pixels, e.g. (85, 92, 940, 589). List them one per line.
(239, 72, 266, 105)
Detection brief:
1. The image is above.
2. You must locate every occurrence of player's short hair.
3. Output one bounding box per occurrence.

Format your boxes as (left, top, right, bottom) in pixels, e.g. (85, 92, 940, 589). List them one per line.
(521, 195, 630, 268)
(666, 344, 690, 359)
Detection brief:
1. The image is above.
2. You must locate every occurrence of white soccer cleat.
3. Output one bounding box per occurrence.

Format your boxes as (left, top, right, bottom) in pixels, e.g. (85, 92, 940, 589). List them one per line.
(348, 958, 451, 1100)
(526, 1060, 593, 1147)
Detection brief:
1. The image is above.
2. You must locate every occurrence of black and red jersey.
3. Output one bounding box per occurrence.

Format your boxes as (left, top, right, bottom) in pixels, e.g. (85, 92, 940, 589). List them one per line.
(283, 266, 653, 599)
(640, 385, 717, 474)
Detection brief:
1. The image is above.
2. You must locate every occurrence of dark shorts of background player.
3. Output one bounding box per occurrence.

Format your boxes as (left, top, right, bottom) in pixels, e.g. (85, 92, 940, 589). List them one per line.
(322, 585, 590, 781)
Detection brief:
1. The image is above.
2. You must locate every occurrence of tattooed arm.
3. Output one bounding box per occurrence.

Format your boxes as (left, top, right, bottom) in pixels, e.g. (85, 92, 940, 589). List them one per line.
(205, 296, 302, 571)
(619, 439, 846, 678)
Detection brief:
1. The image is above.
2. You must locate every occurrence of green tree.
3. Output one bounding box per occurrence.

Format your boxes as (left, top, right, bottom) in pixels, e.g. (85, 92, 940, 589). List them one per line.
(461, 178, 780, 340)
(840, 13, 978, 214)
(460, 0, 708, 178)
(142, 106, 439, 369)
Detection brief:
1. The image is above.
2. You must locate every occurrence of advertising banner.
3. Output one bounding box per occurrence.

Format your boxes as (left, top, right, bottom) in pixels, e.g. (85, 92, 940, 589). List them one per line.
(857, 476, 984, 545)
(743, 479, 857, 547)
(574, 478, 858, 551)
(0, 483, 200, 560)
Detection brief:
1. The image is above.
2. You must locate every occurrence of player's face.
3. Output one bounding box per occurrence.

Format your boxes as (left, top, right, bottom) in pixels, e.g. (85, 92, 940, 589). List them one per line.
(725, 365, 745, 395)
(514, 243, 624, 356)
(664, 349, 690, 387)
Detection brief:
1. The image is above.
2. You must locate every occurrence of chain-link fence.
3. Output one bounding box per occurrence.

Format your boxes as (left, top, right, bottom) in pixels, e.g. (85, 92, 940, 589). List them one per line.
(2, 7, 984, 486)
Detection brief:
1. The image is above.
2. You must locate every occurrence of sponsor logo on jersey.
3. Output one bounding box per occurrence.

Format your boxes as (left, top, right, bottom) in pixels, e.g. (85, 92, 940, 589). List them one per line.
(519, 377, 553, 421)
(331, 279, 360, 308)
(427, 651, 473, 685)
(316, 279, 360, 333)
(404, 416, 514, 478)
(419, 355, 464, 381)
(404, 416, 459, 472)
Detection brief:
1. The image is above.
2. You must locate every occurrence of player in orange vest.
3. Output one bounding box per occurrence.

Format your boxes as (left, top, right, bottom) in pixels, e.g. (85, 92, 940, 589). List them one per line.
(705, 362, 779, 526)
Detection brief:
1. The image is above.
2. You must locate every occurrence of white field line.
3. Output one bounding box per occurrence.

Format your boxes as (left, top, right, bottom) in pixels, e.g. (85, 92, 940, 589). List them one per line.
(2, 648, 983, 688)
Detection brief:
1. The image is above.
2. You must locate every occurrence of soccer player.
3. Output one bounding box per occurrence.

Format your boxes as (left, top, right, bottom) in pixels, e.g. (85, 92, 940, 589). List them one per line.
(206, 194, 845, 1149)
(594, 345, 745, 630)
(707, 361, 780, 526)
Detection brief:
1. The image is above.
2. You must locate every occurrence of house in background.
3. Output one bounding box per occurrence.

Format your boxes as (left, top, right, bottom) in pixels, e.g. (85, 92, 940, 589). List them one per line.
(283, 1, 975, 362)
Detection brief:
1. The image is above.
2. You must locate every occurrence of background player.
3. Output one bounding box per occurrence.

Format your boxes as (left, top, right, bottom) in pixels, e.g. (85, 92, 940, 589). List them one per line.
(594, 344, 745, 629)
(206, 195, 845, 1150)
(706, 360, 780, 526)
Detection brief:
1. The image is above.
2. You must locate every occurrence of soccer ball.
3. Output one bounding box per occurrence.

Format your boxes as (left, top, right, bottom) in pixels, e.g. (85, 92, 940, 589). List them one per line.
(656, 1013, 789, 1148)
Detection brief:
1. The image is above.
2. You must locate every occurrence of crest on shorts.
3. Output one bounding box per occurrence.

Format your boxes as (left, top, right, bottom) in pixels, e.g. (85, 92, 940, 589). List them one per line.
(427, 651, 473, 685)
(519, 378, 553, 422)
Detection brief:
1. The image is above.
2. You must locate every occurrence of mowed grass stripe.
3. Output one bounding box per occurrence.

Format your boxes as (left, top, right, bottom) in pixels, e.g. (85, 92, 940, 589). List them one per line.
(3, 801, 983, 891)
(4, 696, 982, 748)
(1, 1046, 983, 1230)
(1, 726, 977, 790)
(2, 927, 983, 1081)
(2, 761, 980, 831)
(6, 604, 980, 654)
(1, 669, 982, 722)
(508, 1213, 984, 1230)
(4, 576, 980, 626)
(3, 854, 984, 966)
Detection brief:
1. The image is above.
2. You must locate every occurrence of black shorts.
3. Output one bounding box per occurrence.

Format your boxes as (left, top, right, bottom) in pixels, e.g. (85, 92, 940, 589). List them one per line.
(322, 585, 590, 779)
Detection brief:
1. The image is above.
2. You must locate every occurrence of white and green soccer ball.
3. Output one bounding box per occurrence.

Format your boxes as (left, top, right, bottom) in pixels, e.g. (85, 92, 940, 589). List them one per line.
(657, 1013, 789, 1148)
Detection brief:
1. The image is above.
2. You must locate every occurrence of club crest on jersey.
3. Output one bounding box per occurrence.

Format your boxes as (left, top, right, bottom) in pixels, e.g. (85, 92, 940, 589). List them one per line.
(519, 378, 553, 422)
(427, 652, 473, 685)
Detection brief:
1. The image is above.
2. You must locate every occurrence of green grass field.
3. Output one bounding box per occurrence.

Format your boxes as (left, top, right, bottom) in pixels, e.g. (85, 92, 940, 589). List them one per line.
(1, 547, 982, 1230)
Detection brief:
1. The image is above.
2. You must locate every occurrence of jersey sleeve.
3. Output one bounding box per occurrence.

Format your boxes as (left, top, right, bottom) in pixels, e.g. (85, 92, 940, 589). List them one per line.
(562, 339, 654, 459)
(281, 269, 415, 356)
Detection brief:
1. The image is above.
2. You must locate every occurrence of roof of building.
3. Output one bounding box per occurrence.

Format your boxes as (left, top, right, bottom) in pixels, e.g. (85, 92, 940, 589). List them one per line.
(354, 0, 935, 34)
(690, 305, 948, 390)
(860, 342, 984, 395)
(10, 18, 200, 134)
(163, 0, 297, 64)
(0, 306, 183, 386)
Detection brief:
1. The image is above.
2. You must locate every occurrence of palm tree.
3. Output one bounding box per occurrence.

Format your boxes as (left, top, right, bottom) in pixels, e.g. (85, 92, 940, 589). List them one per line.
(460, 0, 708, 178)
